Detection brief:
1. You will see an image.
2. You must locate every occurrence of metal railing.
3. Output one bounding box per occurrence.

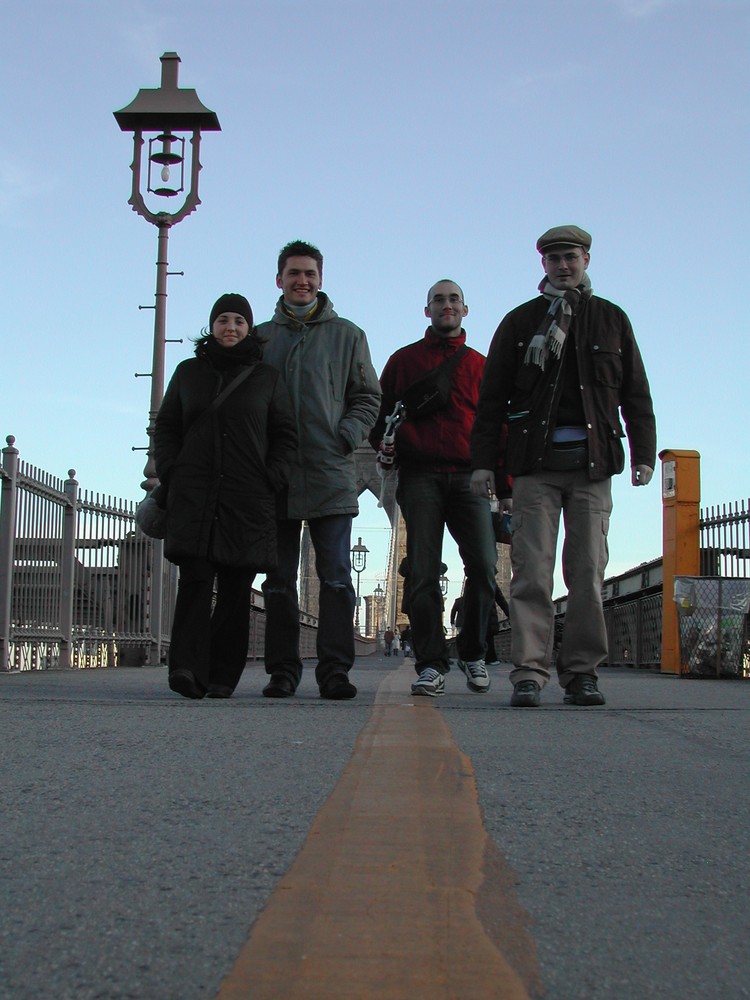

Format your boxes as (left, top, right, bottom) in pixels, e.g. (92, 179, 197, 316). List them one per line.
(0, 437, 174, 671)
(700, 498, 750, 577)
(1, 437, 375, 671)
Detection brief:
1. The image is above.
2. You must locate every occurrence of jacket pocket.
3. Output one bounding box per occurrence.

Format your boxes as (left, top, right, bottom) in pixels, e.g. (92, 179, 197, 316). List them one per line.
(328, 362, 344, 401)
(591, 347, 623, 388)
(607, 424, 626, 475)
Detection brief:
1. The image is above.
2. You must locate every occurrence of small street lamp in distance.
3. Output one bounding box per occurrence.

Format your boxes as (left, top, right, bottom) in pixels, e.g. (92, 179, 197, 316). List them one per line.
(350, 536, 369, 632)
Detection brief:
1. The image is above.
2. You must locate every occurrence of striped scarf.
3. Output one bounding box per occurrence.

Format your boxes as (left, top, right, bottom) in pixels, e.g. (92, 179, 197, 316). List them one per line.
(523, 273, 593, 369)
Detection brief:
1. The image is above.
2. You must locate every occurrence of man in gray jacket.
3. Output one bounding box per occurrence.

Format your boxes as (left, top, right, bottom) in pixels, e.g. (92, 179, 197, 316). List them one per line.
(256, 240, 381, 700)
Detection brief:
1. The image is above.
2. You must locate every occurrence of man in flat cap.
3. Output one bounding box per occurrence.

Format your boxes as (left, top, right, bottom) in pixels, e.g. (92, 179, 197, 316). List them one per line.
(470, 225, 656, 707)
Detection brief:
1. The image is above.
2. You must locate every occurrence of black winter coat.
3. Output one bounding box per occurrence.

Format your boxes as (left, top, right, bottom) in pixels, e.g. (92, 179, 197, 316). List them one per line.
(154, 338, 297, 570)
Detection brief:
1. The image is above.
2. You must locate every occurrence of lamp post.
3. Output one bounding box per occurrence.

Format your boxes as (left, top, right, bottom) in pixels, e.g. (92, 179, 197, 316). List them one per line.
(350, 536, 369, 632)
(373, 583, 385, 638)
(114, 51, 221, 492)
(114, 52, 220, 665)
(440, 573, 450, 597)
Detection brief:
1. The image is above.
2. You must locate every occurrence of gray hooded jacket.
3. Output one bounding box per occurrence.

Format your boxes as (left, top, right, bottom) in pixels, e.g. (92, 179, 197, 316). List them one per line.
(255, 293, 381, 519)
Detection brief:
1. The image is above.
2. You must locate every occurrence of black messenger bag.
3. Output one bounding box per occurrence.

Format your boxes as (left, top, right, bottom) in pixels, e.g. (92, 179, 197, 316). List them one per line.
(400, 345, 468, 419)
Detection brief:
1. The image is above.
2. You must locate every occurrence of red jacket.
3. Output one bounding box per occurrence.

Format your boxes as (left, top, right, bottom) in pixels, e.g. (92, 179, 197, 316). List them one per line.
(371, 329, 508, 489)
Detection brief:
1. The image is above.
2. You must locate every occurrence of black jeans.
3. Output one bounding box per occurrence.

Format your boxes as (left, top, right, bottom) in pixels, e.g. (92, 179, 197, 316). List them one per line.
(397, 470, 497, 674)
(169, 558, 254, 693)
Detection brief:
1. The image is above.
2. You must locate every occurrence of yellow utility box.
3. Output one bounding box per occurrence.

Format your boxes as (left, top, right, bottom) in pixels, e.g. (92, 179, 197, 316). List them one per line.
(659, 449, 701, 673)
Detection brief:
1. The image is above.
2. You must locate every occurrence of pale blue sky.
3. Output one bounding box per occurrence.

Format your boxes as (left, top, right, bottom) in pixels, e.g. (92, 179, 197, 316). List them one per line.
(2, 0, 748, 607)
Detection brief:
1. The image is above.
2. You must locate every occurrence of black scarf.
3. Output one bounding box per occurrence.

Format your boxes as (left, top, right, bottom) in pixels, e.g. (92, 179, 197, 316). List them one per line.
(195, 334, 261, 372)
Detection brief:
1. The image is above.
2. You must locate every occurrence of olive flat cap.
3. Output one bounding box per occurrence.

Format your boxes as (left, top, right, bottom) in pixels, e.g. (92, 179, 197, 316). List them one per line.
(537, 225, 592, 253)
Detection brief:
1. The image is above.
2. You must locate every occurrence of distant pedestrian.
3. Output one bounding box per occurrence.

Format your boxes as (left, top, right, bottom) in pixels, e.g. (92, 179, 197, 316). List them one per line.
(383, 627, 395, 656)
(155, 294, 297, 700)
(401, 626, 412, 658)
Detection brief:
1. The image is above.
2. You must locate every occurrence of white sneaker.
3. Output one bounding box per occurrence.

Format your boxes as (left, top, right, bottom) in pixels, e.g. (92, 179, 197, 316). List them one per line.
(411, 667, 445, 697)
(458, 658, 490, 693)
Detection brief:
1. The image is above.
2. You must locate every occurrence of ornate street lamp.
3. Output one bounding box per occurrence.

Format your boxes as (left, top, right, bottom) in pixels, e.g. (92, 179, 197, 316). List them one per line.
(114, 52, 220, 665)
(114, 51, 221, 491)
(440, 573, 450, 596)
(373, 582, 385, 638)
(350, 536, 369, 632)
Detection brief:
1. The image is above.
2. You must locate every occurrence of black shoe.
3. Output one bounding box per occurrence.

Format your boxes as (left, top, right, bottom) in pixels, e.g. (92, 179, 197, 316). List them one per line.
(263, 674, 296, 698)
(169, 668, 205, 700)
(510, 679, 541, 707)
(564, 674, 605, 706)
(319, 674, 357, 700)
(206, 684, 234, 699)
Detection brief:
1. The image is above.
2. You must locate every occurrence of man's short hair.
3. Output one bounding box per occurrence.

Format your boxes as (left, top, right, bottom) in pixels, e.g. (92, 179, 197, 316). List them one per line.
(427, 278, 465, 304)
(277, 240, 324, 278)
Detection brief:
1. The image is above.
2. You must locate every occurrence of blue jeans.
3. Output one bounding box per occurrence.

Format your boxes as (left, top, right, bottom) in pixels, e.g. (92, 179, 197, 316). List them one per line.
(262, 515, 356, 688)
(397, 469, 497, 674)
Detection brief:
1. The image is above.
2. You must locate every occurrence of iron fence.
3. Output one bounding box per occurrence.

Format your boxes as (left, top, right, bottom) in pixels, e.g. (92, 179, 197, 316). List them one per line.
(700, 498, 750, 577)
(0, 437, 174, 671)
(1, 437, 373, 671)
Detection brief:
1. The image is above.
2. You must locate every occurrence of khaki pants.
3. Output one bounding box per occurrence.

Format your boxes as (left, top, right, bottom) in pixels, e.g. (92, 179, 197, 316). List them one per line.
(509, 470, 612, 689)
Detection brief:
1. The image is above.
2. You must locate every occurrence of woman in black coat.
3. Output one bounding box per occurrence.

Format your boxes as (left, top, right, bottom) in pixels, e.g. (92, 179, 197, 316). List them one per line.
(154, 293, 297, 699)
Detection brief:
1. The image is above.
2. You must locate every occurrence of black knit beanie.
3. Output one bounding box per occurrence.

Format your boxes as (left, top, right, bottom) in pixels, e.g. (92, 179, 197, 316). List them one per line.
(209, 293, 254, 330)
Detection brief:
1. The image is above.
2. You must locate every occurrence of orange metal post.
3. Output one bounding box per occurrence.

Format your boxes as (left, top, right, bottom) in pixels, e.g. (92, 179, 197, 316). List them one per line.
(660, 449, 701, 673)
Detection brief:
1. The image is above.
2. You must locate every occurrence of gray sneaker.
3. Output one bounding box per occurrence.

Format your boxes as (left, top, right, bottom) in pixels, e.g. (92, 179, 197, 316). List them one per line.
(411, 667, 445, 697)
(510, 679, 541, 707)
(563, 675, 605, 706)
(457, 658, 490, 693)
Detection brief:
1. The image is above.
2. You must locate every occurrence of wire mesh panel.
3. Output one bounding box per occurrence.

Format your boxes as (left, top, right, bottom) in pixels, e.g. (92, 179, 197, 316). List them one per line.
(675, 576, 750, 678)
(607, 601, 639, 665)
(638, 594, 663, 667)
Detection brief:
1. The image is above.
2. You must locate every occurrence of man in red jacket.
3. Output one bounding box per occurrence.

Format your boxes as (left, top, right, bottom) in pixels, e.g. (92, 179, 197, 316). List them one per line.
(370, 280, 506, 697)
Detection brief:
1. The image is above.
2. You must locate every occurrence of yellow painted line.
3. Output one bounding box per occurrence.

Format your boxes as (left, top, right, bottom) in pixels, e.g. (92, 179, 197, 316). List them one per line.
(215, 659, 540, 999)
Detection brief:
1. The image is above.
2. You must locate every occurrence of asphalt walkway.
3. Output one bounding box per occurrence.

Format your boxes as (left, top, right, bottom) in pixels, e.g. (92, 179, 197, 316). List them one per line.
(1, 656, 748, 999)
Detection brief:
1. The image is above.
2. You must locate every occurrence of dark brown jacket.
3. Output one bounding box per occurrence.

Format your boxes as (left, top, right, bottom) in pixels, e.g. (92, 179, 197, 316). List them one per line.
(471, 294, 656, 480)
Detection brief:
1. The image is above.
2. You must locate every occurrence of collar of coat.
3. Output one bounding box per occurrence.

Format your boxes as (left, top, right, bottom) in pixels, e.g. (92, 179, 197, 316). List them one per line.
(423, 326, 468, 353)
(273, 292, 335, 330)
